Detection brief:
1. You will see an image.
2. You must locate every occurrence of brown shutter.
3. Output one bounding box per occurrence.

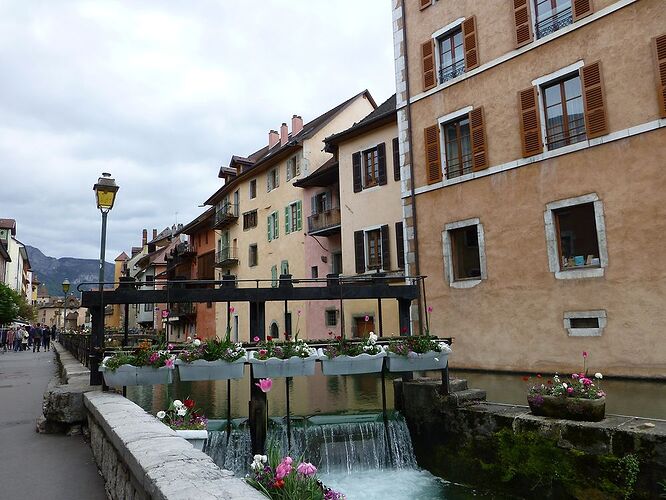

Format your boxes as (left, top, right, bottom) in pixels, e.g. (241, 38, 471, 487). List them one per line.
(469, 107, 488, 171)
(354, 230, 365, 274)
(377, 142, 387, 185)
(513, 0, 533, 48)
(420, 0, 431, 10)
(392, 137, 400, 181)
(462, 16, 479, 70)
(380, 225, 390, 271)
(424, 125, 442, 184)
(653, 35, 666, 118)
(580, 61, 609, 139)
(518, 87, 543, 157)
(572, 0, 593, 21)
(352, 152, 362, 192)
(421, 40, 436, 91)
(395, 221, 405, 270)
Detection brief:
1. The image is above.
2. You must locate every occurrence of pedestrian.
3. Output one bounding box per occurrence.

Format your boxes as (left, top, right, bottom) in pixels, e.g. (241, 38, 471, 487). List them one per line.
(19, 326, 28, 351)
(32, 323, 42, 352)
(0, 327, 6, 352)
(51, 323, 57, 344)
(7, 328, 15, 352)
(42, 324, 51, 351)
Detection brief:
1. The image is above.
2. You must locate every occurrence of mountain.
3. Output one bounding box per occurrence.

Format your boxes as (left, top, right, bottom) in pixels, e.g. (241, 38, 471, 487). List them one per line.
(26, 245, 114, 296)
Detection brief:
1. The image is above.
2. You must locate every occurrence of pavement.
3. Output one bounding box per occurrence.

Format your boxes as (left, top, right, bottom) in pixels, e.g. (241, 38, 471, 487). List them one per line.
(0, 347, 107, 500)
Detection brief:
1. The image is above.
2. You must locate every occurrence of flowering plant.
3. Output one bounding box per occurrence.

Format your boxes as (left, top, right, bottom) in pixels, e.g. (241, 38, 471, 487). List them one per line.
(526, 352, 606, 402)
(103, 340, 176, 371)
(246, 446, 345, 500)
(177, 335, 246, 363)
(252, 336, 316, 360)
(321, 331, 382, 359)
(386, 334, 451, 357)
(156, 397, 207, 430)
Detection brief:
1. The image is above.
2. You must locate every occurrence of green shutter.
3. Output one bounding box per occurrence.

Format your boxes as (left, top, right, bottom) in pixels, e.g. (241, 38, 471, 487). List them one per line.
(271, 265, 277, 287)
(285, 206, 290, 234)
(267, 216, 272, 241)
(296, 201, 302, 231)
(274, 212, 279, 238)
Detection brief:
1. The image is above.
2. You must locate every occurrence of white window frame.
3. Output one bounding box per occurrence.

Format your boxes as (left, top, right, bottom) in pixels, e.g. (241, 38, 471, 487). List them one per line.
(432, 17, 466, 85)
(363, 225, 385, 273)
(442, 218, 486, 289)
(438, 106, 473, 180)
(563, 310, 607, 337)
(544, 193, 608, 280)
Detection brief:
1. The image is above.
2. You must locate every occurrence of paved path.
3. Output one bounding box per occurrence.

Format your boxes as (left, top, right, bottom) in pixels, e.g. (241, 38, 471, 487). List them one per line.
(0, 348, 107, 500)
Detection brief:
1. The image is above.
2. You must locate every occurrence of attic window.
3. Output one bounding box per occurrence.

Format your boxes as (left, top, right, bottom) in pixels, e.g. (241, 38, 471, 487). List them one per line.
(563, 310, 606, 337)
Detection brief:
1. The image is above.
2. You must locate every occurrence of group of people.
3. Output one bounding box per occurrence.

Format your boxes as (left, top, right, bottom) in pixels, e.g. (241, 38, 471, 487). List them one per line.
(0, 323, 58, 353)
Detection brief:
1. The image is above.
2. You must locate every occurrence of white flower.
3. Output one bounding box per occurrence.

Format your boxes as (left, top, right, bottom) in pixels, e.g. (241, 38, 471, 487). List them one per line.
(177, 408, 187, 416)
(368, 332, 378, 344)
(261, 455, 267, 463)
(187, 336, 192, 341)
(250, 461, 263, 471)
(156, 411, 166, 419)
(193, 339, 201, 347)
(438, 343, 452, 353)
(562, 383, 568, 389)
(595, 372, 603, 379)
(173, 399, 183, 408)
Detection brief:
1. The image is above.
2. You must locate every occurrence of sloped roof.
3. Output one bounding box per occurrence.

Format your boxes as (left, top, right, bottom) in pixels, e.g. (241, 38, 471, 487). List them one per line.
(293, 157, 339, 188)
(0, 241, 10, 261)
(115, 252, 129, 262)
(324, 94, 396, 148)
(0, 219, 17, 235)
(181, 207, 215, 236)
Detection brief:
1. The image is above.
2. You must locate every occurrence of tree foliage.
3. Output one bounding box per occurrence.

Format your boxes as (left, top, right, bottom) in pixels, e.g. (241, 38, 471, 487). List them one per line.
(0, 283, 35, 325)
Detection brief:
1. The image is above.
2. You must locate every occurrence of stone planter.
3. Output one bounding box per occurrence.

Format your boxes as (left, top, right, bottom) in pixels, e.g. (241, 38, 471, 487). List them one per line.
(248, 351, 317, 378)
(175, 357, 246, 381)
(527, 395, 606, 422)
(99, 362, 173, 387)
(174, 429, 208, 451)
(317, 348, 386, 375)
(386, 350, 449, 372)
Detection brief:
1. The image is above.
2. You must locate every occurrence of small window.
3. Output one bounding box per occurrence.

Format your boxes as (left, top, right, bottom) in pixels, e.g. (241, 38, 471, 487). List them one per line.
(144, 303, 153, 312)
(564, 310, 607, 337)
(267, 211, 279, 241)
(366, 229, 382, 270)
(280, 260, 289, 275)
(248, 244, 258, 267)
(450, 226, 481, 280)
(267, 167, 279, 192)
(271, 265, 278, 287)
(363, 148, 379, 187)
(286, 154, 301, 181)
(243, 210, 258, 230)
(570, 317, 599, 328)
(332, 252, 342, 275)
(284, 201, 302, 234)
(249, 179, 257, 199)
(542, 74, 586, 150)
(442, 116, 473, 179)
(325, 310, 337, 327)
(534, 0, 573, 39)
(553, 203, 600, 271)
(311, 266, 318, 279)
(437, 28, 465, 84)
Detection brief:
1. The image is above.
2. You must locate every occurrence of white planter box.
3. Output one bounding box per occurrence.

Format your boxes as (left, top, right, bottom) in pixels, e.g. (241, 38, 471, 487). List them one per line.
(174, 429, 208, 451)
(99, 361, 173, 386)
(175, 357, 246, 381)
(248, 351, 317, 378)
(386, 350, 449, 372)
(317, 348, 386, 375)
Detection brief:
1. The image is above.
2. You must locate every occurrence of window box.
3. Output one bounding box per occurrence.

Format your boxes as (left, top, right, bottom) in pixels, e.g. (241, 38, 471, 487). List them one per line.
(174, 429, 208, 451)
(175, 357, 247, 381)
(99, 361, 173, 386)
(386, 350, 449, 373)
(528, 395, 605, 422)
(248, 351, 318, 378)
(318, 349, 386, 376)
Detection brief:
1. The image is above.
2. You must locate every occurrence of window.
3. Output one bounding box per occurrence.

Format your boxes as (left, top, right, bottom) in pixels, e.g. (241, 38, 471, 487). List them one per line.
(542, 74, 586, 150)
(267, 167, 279, 192)
(243, 210, 257, 230)
(442, 116, 473, 179)
(249, 179, 257, 199)
(353, 144, 386, 192)
(363, 148, 379, 187)
(311, 266, 318, 279)
(271, 265, 278, 287)
(325, 309, 337, 327)
(267, 211, 279, 241)
(144, 303, 153, 312)
(366, 229, 382, 270)
(286, 154, 301, 181)
(285, 201, 302, 234)
(248, 244, 258, 267)
(534, 0, 573, 39)
(443, 219, 486, 288)
(313, 191, 330, 214)
(437, 28, 465, 84)
(354, 226, 389, 274)
(332, 252, 342, 275)
(280, 260, 289, 275)
(563, 310, 607, 337)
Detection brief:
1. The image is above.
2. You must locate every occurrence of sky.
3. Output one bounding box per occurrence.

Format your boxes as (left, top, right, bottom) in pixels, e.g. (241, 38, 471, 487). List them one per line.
(0, 0, 396, 261)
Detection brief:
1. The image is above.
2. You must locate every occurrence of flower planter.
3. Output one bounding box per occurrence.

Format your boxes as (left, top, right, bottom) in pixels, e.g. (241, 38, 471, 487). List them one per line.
(386, 350, 449, 372)
(248, 351, 317, 378)
(317, 349, 386, 375)
(99, 361, 173, 387)
(175, 357, 246, 381)
(528, 395, 606, 422)
(174, 429, 208, 451)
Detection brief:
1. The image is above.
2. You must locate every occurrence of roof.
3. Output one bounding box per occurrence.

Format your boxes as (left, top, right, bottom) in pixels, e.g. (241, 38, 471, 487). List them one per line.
(148, 225, 183, 245)
(293, 157, 339, 188)
(0, 219, 17, 236)
(324, 94, 396, 149)
(115, 252, 129, 262)
(203, 90, 377, 206)
(180, 207, 215, 236)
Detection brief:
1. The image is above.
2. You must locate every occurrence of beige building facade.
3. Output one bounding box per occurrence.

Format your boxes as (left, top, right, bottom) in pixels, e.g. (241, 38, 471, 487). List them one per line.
(393, 0, 666, 377)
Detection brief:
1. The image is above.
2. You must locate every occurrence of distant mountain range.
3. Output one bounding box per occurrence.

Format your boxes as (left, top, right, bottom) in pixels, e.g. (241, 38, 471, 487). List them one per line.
(26, 245, 114, 296)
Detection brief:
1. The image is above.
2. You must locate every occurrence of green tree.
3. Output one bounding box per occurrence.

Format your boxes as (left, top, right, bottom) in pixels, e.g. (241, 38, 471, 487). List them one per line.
(0, 283, 21, 325)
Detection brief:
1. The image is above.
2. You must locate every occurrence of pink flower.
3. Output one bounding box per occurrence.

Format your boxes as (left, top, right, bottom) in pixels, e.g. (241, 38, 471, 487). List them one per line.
(571, 373, 579, 379)
(427, 306, 433, 313)
(364, 315, 369, 322)
(258, 349, 268, 356)
(253, 336, 260, 342)
(275, 461, 292, 480)
(229, 306, 235, 313)
(297, 310, 302, 317)
(255, 378, 273, 393)
(582, 378, 592, 386)
(567, 387, 574, 394)
(297, 462, 317, 476)
(149, 352, 159, 363)
(583, 351, 588, 358)
(597, 391, 606, 397)
(164, 357, 175, 369)
(283, 456, 293, 465)
(167, 344, 174, 351)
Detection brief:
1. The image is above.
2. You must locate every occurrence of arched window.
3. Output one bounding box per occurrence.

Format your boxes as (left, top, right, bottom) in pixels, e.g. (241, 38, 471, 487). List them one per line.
(270, 322, 279, 339)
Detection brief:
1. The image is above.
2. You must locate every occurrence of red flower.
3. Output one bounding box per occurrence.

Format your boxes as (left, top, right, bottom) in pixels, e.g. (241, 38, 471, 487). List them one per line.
(273, 479, 285, 489)
(327, 331, 333, 336)
(522, 376, 529, 382)
(401, 326, 408, 334)
(267, 336, 272, 341)
(547, 380, 552, 385)
(536, 374, 542, 379)
(335, 336, 342, 341)
(184, 399, 195, 409)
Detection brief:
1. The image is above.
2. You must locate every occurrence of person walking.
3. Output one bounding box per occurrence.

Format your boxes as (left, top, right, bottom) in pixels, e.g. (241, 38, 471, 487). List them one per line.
(7, 328, 15, 352)
(51, 323, 57, 344)
(42, 324, 51, 351)
(32, 323, 42, 352)
(0, 327, 6, 352)
(19, 326, 28, 351)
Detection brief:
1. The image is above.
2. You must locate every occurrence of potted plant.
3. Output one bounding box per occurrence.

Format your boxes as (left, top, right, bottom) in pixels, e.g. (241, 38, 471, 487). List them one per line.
(175, 328, 247, 381)
(318, 331, 386, 375)
(385, 335, 451, 372)
(99, 340, 175, 386)
(248, 335, 317, 378)
(156, 398, 208, 450)
(526, 352, 606, 422)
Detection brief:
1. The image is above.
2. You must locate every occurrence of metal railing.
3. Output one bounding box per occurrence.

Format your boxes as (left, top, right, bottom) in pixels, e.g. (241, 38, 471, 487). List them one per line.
(445, 151, 474, 179)
(307, 207, 341, 234)
(60, 333, 91, 367)
(545, 117, 587, 150)
(439, 59, 465, 84)
(215, 245, 239, 266)
(535, 7, 573, 39)
(214, 203, 239, 227)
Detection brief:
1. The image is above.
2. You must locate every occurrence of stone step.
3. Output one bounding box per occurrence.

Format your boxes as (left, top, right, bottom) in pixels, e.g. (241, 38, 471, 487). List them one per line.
(447, 388, 487, 407)
(449, 378, 468, 392)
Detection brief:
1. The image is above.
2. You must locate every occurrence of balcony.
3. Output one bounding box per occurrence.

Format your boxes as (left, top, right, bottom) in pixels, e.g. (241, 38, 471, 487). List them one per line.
(215, 245, 239, 267)
(535, 7, 573, 39)
(213, 203, 239, 228)
(307, 207, 341, 236)
(438, 59, 465, 85)
(171, 302, 197, 318)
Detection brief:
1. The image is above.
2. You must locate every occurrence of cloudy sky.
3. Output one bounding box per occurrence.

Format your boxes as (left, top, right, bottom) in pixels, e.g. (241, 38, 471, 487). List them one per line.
(0, 0, 395, 261)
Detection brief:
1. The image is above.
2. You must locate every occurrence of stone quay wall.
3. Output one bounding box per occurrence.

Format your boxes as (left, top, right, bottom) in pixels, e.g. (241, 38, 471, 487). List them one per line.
(395, 378, 666, 499)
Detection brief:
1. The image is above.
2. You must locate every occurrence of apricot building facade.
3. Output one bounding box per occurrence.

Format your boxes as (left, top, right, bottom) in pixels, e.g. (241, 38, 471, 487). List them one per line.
(393, 0, 666, 376)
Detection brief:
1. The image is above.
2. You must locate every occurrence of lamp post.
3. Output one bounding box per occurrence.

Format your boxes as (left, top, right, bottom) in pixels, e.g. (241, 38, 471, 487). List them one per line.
(91, 173, 119, 385)
(62, 278, 70, 333)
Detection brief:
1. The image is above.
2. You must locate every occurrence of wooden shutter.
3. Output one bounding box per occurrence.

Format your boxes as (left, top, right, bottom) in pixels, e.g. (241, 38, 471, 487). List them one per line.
(420, 0, 431, 10)
(653, 35, 666, 118)
(422, 40, 436, 91)
(311, 195, 318, 215)
(377, 142, 387, 185)
(352, 152, 362, 192)
(580, 61, 609, 139)
(462, 16, 479, 70)
(424, 124, 442, 184)
(518, 87, 543, 157)
(296, 201, 302, 231)
(392, 137, 400, 181)
(572, 0, 593, 21)
(469, 107, 488, 171)
(380, 225, 390, 271)
(395, 221, 405, 270)
(354, 230, 365, 274)
(513, 0, 533, 48)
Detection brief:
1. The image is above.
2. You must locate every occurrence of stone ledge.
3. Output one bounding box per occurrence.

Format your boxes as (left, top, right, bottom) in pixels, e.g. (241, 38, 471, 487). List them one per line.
(84, 391, 264, 500)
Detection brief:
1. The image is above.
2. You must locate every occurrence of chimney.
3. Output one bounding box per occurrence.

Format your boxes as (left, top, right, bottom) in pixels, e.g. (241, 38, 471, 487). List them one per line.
(153, 229, 157, 240)
(269, 130, 279, 149)
(292, 115, 303, 136)
(280, 122, 288, 146)
(142, 229, 147, 246)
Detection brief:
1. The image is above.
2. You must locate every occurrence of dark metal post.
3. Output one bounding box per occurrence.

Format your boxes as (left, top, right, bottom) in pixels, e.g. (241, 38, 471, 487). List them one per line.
(285, 377, 292, 452)
(377, 298, 384, 337)
(249, 301, 267, 455)
(380, 367, 393, 464)
(90, 210, 108, 386)
(89, 305, 104, 385)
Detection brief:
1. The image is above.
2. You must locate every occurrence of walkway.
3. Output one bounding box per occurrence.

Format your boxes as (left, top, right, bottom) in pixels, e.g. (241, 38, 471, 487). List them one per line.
(0, 348, 106, 500)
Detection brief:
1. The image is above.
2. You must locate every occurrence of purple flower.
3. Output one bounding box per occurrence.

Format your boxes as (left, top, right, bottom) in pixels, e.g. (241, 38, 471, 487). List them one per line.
(296, 462, 317, 476)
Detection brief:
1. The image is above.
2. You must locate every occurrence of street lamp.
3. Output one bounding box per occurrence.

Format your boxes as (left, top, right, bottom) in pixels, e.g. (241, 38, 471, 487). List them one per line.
(91, 173, 119, 385)
(62, 278, 70, 332)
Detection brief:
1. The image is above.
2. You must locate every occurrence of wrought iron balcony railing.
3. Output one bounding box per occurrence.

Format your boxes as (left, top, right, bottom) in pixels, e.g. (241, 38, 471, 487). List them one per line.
(214, 203, 239, 228)
(438, 59, 465, 84)
(215, 245, 239, 267)
(535, 7, 573, 39)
